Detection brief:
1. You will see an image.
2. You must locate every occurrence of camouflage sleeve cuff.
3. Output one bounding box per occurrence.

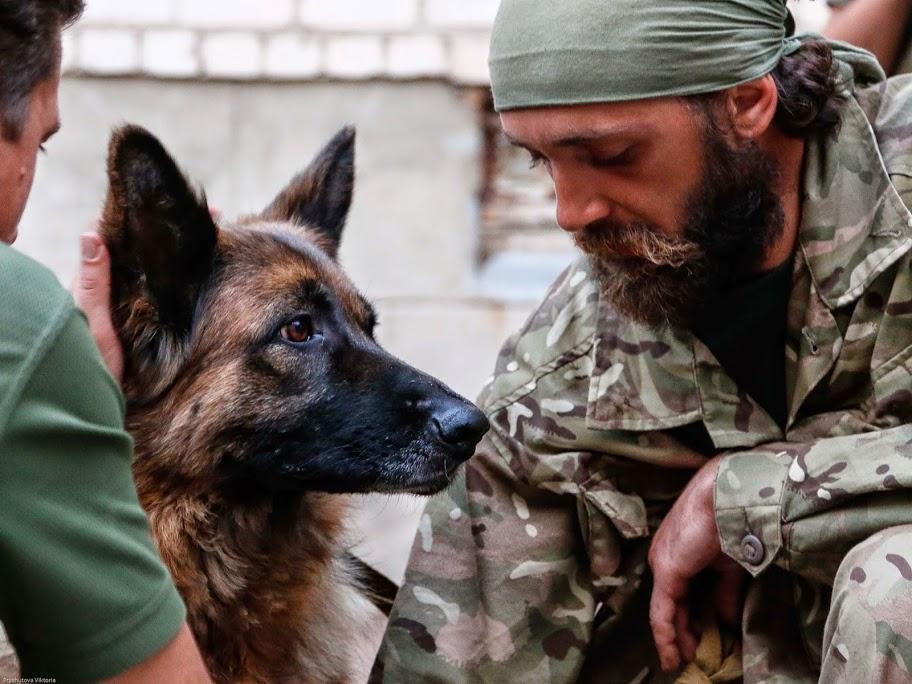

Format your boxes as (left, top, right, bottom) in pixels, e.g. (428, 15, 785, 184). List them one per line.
(714, 449, 793, 577)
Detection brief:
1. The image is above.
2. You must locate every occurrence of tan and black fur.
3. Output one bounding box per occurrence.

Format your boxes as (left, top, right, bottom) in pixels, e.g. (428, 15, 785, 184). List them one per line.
(100, 125, 488, 682)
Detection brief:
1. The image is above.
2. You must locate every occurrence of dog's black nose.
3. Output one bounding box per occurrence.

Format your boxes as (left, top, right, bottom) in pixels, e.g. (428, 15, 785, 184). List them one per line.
(432, 403, 490, 458)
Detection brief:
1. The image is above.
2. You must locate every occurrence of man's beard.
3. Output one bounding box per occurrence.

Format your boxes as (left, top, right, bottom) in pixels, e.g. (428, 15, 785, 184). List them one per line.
(574, 127, 785, 329)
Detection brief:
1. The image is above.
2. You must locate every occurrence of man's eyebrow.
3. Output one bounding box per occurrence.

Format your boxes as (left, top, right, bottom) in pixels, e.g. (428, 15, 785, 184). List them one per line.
(504, 133, 533, 151)
(43, 122, 61, 142)
(553, 125, 649, 147)
(505, 124, 650, 151)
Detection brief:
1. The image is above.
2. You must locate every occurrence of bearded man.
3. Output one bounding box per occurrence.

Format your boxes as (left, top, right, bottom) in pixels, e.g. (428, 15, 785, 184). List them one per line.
(373, 0, 912, 681)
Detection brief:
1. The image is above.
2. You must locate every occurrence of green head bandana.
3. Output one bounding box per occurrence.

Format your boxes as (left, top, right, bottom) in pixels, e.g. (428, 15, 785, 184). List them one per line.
(489, 0, 885, 111)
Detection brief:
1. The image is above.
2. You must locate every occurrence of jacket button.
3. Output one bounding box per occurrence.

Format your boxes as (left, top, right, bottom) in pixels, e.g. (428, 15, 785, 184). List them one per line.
(741, 534, 765, 566)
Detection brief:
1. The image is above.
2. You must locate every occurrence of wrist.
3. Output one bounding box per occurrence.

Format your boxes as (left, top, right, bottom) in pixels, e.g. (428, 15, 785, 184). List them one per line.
(714, 449, 791, 576)
(696, 456, 723, 519)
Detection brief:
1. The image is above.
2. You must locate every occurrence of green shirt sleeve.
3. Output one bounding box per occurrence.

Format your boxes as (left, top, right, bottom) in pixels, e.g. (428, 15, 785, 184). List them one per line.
(0, 249, 185, 682)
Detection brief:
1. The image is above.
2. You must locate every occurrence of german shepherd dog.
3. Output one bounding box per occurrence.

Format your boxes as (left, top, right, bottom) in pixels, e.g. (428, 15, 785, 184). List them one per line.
(99, 125, 489, 682)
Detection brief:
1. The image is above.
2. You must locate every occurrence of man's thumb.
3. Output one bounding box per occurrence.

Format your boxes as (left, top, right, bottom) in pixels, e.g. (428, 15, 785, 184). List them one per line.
(74, 232, 124, 384)
(77, 232, 108, 301)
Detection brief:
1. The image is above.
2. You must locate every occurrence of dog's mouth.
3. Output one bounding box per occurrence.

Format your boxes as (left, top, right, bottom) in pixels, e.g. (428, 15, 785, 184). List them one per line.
(372, 460, 465, 496)
(270, 452, 467, 496)
(227, 407, 488, 496)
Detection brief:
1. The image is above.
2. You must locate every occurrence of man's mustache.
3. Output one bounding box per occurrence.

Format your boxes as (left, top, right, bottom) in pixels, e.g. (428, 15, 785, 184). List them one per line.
(573, 219, 703, 269)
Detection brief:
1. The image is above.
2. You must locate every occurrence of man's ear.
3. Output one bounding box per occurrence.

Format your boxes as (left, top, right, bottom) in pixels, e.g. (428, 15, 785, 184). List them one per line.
(261, 126, 355, 259)
(723, 75, 779, 141)
(100, 125, 217, 390)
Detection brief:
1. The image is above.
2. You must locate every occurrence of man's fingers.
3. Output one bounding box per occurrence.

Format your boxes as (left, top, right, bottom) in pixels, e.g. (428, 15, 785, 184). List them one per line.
(76, 233, 108, 301)
(74, 232, 125, 384)
(674, 605, 698, 664)
(649, 588, 681, 672)
(714, 564, 748, 629)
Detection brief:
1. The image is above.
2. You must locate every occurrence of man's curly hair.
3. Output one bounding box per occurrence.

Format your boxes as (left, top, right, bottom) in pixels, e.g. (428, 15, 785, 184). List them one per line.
(771, 40, 846, 139)
(0, 0, 84, 141)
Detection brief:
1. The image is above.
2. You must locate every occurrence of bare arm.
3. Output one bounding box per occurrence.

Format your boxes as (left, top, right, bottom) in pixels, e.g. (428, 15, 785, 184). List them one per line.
(824, 0, 912, 74)
(103, 624, 211, 684)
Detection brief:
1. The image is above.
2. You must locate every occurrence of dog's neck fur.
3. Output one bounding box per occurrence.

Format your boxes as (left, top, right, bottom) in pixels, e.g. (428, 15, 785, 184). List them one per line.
(130, 431, 365, 683)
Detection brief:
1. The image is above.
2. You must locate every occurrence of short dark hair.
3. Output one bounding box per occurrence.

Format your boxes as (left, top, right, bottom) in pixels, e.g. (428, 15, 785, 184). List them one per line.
(690, 40, 846, 141)
(0, 0, 84, 141)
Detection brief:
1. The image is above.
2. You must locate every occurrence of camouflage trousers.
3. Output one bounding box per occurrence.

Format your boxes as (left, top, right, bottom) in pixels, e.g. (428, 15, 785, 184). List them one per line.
(733, 525, 912, 684)
(576, 527, 912, 684)
(818, 525, 912, 684)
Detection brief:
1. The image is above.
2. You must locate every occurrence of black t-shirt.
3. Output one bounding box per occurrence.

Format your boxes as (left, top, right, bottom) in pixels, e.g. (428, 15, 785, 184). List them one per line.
(694, 258, 794, 429)
(671, 258, 794, 454)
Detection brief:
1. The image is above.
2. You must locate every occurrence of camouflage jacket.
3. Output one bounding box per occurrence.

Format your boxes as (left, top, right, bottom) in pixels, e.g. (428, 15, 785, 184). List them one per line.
(375, 78, 912, 683)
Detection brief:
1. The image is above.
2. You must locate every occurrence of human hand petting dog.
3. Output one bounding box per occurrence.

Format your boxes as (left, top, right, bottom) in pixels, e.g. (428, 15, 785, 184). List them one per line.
(73, 231, 124, 384)
(72, 207, 223, 384)
(648, 455, 747, 673)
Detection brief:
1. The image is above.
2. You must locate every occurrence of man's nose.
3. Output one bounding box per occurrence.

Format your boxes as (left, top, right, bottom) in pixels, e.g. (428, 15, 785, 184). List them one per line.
(553, 169, 611, 234)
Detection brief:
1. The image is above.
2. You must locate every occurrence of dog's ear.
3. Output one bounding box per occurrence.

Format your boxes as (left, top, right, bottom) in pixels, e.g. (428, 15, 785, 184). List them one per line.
(100, 126, 217, 393)
(261, 126, 355, 259)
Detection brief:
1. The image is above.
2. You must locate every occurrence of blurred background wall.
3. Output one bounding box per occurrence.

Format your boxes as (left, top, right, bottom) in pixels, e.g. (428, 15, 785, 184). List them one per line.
(16, 0, 830, 581)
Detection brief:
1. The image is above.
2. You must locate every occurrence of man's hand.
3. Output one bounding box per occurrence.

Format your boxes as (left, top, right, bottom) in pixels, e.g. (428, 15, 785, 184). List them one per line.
(73, 232, 124, 384)
(648, 455, 746, 672)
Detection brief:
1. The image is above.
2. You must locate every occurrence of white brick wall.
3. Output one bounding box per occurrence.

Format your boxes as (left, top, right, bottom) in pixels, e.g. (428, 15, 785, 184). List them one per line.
(202, 32, 263, 78)
(178, 0, 295, 30)
(325, 36, 384, 79)
(77, 29, 140, 75)
(301, 0, 419, 31)
(60, 32, 77, 72)
(425, 0, 500, 29)
(66, 0, 494, 85)
(65, 0, 822, 85)
(82, 0, 177, 26)
(387, 35, 447, 78)
(142, 30, 199, 78)
(449, 34, 491, 85)
(265, 34, 322, 79)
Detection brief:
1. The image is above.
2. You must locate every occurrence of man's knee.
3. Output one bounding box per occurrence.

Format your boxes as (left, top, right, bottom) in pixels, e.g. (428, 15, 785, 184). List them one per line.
(821, 525, 912, 682)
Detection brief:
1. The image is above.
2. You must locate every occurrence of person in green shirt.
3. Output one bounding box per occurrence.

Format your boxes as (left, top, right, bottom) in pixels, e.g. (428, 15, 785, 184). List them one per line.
(0, 1, 211, 681)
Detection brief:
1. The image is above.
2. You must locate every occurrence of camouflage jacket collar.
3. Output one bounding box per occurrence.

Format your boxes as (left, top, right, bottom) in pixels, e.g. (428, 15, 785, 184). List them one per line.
(801, 95, 912, 309)
(586, 93, 912, 449)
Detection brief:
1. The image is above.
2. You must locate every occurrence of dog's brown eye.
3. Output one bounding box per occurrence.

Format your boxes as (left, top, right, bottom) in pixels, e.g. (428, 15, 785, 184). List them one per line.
(281, 315, 315, 344)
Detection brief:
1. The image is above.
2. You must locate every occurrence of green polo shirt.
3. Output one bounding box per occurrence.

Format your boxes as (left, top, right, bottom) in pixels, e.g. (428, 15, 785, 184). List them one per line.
(0, 244, 185, 682)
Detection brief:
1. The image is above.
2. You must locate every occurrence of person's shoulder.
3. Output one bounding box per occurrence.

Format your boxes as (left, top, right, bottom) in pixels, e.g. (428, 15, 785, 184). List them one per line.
(857, 76, 912, 176)
(481, 257, 600, 411)
(0, 244, 74, 411)
(0, 244, 72, 331)
(0, 242, 61, 283)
